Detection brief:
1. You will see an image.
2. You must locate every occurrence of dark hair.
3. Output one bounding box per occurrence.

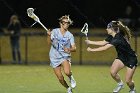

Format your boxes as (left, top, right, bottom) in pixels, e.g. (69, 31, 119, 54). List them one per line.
(107, 21, 132, 41)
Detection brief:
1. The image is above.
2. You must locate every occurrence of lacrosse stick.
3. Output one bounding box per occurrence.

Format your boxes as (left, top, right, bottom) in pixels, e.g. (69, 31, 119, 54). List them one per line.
(27, 8, 70, 57)
(81, 23, 88, 40)
(81, 23, 89, 47)
(27, 8, 49, 32)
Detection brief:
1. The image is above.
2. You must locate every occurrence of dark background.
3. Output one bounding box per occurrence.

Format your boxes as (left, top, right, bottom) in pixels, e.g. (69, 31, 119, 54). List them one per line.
(0, 0, 140, 28)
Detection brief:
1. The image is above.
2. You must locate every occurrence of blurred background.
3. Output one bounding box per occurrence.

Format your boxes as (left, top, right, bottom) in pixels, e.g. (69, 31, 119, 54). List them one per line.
(0, 0, 140, 27)
(0, 0, 140, 65)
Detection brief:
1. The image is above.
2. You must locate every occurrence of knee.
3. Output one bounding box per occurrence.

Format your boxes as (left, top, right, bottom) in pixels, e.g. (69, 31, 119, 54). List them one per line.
(64, 71, 71, 76)
(110, 71, 117, 77)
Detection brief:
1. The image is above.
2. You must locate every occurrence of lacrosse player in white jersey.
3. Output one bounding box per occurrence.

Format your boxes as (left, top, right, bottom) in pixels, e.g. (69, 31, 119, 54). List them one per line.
(47, 15, 76, 93)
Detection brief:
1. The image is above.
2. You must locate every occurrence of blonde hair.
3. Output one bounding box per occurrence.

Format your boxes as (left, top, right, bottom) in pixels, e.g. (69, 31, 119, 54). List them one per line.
(58, 15, 73, 25)
(10, 15, 20, 24)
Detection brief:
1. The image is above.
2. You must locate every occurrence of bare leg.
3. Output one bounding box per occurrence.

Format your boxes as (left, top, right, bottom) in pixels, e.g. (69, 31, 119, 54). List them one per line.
(125, 66, 136, 90)
(62, 60, 76, 88)
(110, 59, 125, 83)
(62, 60, 72, 77)
(53, 66, 69, 89)
(111, 59, 125, 92)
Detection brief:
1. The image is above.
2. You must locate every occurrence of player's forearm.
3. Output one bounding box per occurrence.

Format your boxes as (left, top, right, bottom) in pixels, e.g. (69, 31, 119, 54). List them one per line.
(69, 46, 76, 52)
(63, 46, 76, 53)
(90, 46, 107, 52)
(90, 41, 106, 46)
(89, 44, 112, 52)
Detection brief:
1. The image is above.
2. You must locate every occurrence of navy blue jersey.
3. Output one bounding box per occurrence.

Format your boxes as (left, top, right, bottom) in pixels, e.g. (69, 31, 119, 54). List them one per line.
(105, 33, 137, 68)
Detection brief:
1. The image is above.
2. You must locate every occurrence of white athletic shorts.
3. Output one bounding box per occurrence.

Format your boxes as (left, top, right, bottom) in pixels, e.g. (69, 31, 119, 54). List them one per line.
(50, 56, 71, 68)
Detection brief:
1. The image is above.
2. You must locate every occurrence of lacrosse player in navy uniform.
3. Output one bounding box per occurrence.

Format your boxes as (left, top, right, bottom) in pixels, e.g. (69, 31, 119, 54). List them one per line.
(48, 15, 76, 93)
(85, 21, 138, 93)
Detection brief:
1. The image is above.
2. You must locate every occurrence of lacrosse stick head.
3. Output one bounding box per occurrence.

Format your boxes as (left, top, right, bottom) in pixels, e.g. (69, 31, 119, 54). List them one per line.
(81, 23, 88, 36)
(27, 8, 34, 17)
(27, 8, 40, 22)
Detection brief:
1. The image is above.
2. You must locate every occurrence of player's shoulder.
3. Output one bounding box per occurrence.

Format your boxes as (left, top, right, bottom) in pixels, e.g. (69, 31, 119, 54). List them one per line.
(66, 31, 74, 38)
(105, 35, 113, 41)
(66, 30, 73, 35)
(114, 33, 122, 39)
(51, 28, 60, 34)
(52, 28, 59, 32)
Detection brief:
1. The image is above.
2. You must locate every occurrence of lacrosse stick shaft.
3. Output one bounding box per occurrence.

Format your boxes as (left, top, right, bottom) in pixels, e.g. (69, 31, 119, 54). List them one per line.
(85, 38, 89, 47)
(38, 21, 49, 32)
(85, 35, 89, 47)
(85, 34, 88, 40)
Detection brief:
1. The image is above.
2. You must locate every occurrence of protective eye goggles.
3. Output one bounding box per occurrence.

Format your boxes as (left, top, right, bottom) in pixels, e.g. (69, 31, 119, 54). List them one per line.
(61, 21, 70, 25)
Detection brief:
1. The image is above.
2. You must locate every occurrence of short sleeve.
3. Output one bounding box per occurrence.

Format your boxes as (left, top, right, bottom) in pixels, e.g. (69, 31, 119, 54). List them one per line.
(50, 29, 57, 40)
(50, 29, 58, 48)
(50, 29, 54, 39)
(70, 34, 75, 45)
(110, 39, 120, 46)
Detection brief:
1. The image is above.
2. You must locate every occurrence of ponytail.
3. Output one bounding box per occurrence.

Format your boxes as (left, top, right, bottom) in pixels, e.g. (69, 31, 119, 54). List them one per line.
(117, 21, 132, 41)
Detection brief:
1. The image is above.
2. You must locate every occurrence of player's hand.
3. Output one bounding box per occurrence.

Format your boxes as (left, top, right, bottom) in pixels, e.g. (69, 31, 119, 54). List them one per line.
(63, 47, 70, 53)
(85, 40, 91, 45)
(87, 47, 93, 52)
(47, 29, 51, 36)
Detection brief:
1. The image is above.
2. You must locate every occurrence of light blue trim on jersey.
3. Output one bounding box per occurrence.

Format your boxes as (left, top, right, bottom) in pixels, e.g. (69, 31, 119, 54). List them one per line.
(49, 28, 75, 68)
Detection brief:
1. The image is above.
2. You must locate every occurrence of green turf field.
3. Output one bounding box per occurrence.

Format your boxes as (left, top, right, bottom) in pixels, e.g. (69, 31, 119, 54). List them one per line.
(0, 65, 139, 93)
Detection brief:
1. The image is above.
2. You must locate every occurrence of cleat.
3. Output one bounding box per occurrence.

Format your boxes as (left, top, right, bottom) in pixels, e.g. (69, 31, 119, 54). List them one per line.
(113, 82, 124, 93)
(129, 88, 136, 93)
(69, 75, 76, 88)
(67, 87, 72, 93)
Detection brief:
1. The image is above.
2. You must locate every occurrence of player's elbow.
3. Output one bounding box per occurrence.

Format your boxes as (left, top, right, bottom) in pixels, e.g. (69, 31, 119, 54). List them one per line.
(72, 46, 76, 52)
(74, 47, 76, 52)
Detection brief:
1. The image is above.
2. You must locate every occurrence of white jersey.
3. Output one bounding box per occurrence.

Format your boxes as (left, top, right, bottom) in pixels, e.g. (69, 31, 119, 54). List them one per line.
(49, 28, 75, 68)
